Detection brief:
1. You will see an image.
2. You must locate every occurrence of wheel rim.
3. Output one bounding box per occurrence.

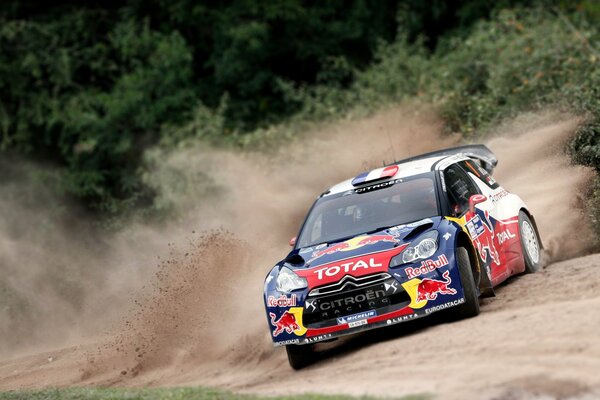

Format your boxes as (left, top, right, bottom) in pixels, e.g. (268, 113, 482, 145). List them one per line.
(521, 220, 540, 264)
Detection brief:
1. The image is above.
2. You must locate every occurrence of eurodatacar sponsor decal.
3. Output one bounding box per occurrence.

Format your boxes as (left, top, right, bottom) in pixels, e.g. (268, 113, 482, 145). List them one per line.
(424, 298, 465, 314)
(273, 339, 300, 347)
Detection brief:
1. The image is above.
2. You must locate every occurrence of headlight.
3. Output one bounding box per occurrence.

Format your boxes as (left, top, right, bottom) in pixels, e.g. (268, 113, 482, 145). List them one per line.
(390, 231, 438, 267)
(276, 266, 308, 293)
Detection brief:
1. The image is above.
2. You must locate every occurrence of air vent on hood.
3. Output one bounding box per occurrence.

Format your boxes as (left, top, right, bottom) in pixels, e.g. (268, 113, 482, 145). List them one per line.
(402, 223, 434, 241)
(284, 253, 305, 265)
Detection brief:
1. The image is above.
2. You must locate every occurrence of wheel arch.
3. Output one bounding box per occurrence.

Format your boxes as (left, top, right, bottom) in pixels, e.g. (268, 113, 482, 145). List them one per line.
(519, 207, 544, 249)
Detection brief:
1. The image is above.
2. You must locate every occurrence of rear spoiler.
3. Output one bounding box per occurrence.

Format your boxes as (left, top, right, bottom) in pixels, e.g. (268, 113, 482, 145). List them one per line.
(393, 144, 498, 173)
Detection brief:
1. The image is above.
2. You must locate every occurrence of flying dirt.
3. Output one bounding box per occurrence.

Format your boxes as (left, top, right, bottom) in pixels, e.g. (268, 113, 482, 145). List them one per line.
(0, 106, 599, 400)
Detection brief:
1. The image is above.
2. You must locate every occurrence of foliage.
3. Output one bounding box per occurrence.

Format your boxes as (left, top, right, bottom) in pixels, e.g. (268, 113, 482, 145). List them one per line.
(268, 4, 600, 232)
(2, 1, 600, 218)
(0, 9, 195, 212)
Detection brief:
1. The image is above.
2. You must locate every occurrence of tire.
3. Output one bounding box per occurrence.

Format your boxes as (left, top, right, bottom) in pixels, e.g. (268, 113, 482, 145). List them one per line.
(519, 211, 542, 273)
(453, 246, 480, 319)
(286, 343, 315, 370)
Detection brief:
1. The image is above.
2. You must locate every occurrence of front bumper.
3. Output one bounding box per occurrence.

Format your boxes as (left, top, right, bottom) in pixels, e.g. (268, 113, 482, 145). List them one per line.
(267, 255, 467, 347)
(274, 297, 465, 346)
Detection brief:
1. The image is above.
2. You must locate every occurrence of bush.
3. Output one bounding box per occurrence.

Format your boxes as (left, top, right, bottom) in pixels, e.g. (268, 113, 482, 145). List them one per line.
(0, 12, 196, 213)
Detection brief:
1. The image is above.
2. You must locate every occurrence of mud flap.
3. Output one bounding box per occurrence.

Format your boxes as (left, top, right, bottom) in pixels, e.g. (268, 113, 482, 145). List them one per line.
(479, 267, 495, 298)
(473, 248, 495, 298)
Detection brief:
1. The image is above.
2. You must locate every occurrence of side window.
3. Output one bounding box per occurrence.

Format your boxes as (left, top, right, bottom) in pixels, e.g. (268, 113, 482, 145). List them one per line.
(444, 164, 479, 216)
(460, 160, 499, 190)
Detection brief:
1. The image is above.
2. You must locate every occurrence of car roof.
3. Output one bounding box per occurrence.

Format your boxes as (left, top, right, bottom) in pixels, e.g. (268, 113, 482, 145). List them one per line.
(324, 153, 470, 196)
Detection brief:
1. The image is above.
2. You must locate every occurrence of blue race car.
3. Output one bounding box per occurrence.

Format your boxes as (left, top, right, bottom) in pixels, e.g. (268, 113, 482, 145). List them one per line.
(263, 145, 543, 369)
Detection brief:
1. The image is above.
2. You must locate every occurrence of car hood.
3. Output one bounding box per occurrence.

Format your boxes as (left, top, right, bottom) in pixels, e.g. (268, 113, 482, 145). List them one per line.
(287, 216, 442, 270)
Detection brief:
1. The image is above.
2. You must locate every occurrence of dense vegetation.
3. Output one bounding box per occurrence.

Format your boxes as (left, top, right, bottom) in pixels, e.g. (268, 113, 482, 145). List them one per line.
(1, 0, 600, 218)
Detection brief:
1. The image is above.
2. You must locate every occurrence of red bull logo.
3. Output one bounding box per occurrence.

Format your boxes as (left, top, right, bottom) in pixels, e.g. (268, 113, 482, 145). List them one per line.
(356, 235, 398, 246)
(311, 234, 398, 261)
(415, 270, 457, 302)
(267, 294, 297, 307)
(269, 307, 307, 337)
(405, 254, 449, 279)
(270, 311, 299, 336)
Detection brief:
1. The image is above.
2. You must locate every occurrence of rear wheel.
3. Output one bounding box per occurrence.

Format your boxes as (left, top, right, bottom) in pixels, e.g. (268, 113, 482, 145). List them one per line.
(519, 211, 541, 273)
(453, 246, 480, 319)
(286, 343, 315, 370)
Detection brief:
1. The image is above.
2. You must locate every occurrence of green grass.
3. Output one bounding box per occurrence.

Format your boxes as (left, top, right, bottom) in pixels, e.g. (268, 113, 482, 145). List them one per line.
(0, 387, 430, 400)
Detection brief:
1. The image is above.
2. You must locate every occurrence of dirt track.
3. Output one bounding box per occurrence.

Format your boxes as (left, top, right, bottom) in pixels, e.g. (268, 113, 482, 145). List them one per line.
(1, 107, 599, 400)
(1, 253, 600, 399)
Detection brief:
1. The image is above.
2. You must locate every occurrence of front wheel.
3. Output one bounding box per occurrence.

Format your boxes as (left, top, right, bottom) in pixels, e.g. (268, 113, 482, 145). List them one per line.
(453, 246, 480, 319)
(519, 211, 542, 273)
(286, 343, 315, 370)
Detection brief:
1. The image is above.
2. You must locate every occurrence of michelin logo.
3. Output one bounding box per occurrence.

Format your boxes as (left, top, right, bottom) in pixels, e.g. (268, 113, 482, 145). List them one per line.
(337, 310, 376, 325)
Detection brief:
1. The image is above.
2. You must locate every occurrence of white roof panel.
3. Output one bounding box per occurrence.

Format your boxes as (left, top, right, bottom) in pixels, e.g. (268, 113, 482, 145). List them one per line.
(325, 155, 451, 196)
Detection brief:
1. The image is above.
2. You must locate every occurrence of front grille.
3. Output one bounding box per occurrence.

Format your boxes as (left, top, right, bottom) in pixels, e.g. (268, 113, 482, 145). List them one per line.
(303, 275, 410, 328)
(308, 273, 390, 296)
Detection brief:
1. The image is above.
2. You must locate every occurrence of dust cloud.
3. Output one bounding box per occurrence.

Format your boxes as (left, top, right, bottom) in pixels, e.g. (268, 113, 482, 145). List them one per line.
(488, 111, 596, 259)
(0, 105, 595, 388)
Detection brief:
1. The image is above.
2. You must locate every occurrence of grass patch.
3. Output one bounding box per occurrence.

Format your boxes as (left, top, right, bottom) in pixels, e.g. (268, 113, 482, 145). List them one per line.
(0, 387, 430, 400)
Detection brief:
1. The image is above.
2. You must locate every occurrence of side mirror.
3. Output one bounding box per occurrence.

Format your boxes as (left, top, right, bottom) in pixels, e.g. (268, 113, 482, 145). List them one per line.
(469, 194, 488, 214)
(289, 237, 297, 247)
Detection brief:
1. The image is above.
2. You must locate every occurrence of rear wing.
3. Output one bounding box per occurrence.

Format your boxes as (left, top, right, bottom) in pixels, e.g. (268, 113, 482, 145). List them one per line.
(394, 144, 498, 173)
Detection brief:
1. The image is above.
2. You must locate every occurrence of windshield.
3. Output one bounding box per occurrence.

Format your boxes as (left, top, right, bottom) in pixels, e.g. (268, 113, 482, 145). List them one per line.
(297, 174, 439, 248)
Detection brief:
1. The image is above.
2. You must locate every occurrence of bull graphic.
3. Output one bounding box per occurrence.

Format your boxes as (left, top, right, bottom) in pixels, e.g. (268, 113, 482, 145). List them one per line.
(478, 210, 500, 266)
(269, 311, 300, 337)
(416, 270, 457, 302)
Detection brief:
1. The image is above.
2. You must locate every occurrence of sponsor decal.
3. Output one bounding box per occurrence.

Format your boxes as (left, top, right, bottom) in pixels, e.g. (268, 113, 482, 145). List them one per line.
(316, 288, 386, 311)
(273, 339, 300, 347)
(404, 255, 449, 279)
(386, 313, 417, 325)
(401, 270, 457, 309)
(489, 189, 508, 203)
(415, 270, 457, 302)
(425, 298, 465, 314)
(496, 228, 516, 245)
(336, 310, 376, 325)
(447, 209, 505, 272)
(354, 179, 399, 194)
(443, 232, 451, 240)
(387, 218, 434, 236)
(312, 257, 382, 280)
(473, 211, 500, 266)
(269, 307, 307, 337)
(267, 294, 297, 307)
(310, 234, 398, 261)
(305, 333, 333, 343)
(348, 320, 368, 328)
(297, 245, 407, 287)
(466, 215, 485, 239)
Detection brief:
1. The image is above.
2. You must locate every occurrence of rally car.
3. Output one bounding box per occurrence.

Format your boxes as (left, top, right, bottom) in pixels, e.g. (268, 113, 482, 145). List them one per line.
(263, 145, 543, 369)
